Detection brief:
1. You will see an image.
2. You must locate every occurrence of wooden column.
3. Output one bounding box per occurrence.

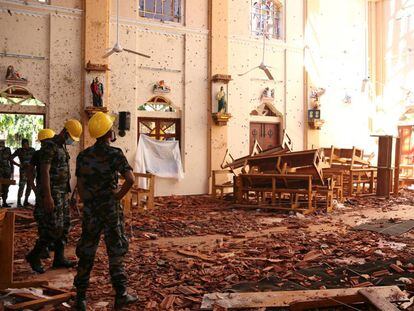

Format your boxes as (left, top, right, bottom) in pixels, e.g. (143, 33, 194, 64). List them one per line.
(208, 0, 230, 190)
(376, 135, 395, 197)
(83, 0, 111, 147)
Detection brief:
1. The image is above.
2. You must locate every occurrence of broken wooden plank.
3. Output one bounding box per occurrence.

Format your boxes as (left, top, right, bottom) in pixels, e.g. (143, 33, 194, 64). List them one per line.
(358, 288, 400, 311)
(200, 286, 406, 310)
(289, 294, 363, 311)
(6, 292, 74, 310)
(177, 250, 216, 263)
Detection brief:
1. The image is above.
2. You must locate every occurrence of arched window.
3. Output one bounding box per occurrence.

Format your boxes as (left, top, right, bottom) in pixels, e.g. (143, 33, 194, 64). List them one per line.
(137, 95, 181, 143)
(251, 0, 283, 39)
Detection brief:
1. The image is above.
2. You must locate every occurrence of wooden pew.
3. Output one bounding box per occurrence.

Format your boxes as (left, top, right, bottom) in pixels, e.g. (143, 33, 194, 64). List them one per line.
(235, 173, 316, 214)
(212, 170, 234, 199)
(246, 149, 328, 185)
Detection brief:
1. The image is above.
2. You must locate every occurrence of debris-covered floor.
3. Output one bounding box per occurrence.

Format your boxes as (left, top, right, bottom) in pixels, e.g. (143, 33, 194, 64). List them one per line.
(10, 192, 414, 310)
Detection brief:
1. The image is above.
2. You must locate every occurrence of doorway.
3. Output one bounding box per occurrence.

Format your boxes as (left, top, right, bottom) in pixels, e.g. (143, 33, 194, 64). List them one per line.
(0, 113, 45, 206)
(249, 122, 281, 153)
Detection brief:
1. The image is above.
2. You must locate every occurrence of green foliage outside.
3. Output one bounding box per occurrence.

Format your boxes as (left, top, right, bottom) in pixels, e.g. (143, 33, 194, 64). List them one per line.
(0, 114, 44, 151)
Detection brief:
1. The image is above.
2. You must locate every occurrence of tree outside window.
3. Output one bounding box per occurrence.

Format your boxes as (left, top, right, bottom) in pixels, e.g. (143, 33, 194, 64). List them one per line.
(251, 0, 283, 39)
(139, 0, 181, 22)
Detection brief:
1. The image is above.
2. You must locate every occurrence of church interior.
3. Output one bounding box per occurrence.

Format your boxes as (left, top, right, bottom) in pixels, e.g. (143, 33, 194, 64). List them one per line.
(3, 0, 414, 310)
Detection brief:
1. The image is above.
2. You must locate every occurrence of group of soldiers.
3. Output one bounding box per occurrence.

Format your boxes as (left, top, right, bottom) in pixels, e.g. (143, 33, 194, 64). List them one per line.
(5, 112, 137, 310)
(0, 138, 36, 208)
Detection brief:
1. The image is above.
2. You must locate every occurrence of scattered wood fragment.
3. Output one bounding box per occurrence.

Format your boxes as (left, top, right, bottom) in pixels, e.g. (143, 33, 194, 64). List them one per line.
(358, 288, 400, 311)
(200, 286, 406, 310)
(177, 250, 216, 263)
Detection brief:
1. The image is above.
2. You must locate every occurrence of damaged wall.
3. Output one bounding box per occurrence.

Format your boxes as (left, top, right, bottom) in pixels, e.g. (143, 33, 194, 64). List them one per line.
(305, 0, 375, 153)
(227, 0, 305, 157)
(0, 0, 83, 188)
(374, 0, 414, 136)
(109, 0, 209, 196)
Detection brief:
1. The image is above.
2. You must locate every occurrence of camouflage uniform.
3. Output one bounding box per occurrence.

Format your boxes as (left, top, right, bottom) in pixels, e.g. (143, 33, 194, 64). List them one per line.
(29, 138, 71, 257)
(74, 142, 131, 294)
(12, 147, 35, 203)
(0, 146, 12, 205)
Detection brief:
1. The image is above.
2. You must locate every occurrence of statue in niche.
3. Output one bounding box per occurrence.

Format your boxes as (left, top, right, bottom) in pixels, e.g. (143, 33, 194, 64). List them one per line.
(310, 87, 326, 109)
(153, 80, 171, 94)
(5, 65, 27, 82)
(90, 77, 104, 107)
(216, 86, 227, 113)
(261, 87, 275, 101)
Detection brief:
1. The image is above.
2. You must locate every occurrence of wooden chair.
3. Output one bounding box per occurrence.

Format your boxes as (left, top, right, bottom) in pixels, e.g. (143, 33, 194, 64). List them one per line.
(129, 173, 155, 211)
(212, 170, 234, 199)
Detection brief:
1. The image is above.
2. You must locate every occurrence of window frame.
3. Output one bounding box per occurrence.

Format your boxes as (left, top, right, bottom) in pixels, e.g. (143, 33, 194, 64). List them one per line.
(139, 0, 182, 23)
(137, 117, 181, 145)
(251, 0, 284, 40)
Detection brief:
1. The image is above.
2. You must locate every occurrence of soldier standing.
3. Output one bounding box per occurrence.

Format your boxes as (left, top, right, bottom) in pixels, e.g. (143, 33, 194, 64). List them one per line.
(26, 129, 55, 261)
(74, 112, 136, 310)
(0, 139, 12, 207)
(26, 120, 82, 273)
(11, 138, 35, 207)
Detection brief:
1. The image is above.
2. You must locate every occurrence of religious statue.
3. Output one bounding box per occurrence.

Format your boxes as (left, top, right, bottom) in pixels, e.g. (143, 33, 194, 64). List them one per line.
(261, 87, 275, 101)
(5, 65, 27, 82)
(90, 77, 104, 107)
(310, 87, 326, 109)
(153, 80, 171, 94)
(216, 86, 227, 113)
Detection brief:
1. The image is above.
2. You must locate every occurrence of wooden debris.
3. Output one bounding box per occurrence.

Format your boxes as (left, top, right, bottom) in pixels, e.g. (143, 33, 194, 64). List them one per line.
(201, 286, 406, 310)
(359, 288, 400, 311)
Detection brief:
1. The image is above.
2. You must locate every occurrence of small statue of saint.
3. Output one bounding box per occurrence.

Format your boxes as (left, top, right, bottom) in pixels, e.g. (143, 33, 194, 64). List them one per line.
(5, 65, 27, 81)
(216, 86, 227, 113)
(90, 77, 104, 107)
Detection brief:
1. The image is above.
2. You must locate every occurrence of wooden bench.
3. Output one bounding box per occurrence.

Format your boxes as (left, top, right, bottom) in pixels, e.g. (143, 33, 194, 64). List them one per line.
(212, 170, 234, 199)
(246, 149, 328, 185)
(235, 173, 316, 214)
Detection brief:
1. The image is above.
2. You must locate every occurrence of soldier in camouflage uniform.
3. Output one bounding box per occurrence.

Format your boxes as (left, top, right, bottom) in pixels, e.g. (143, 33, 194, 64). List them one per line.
(26, 129, 56, 260)
(74, 112, 136, 311)
(11, 138, 35, 207)
(26, 120, 82, 274)
(0, 140, 12, 207)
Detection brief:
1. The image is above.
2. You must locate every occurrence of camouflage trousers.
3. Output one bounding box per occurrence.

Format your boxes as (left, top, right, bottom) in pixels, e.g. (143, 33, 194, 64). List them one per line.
(74, 199, 128, 293)
(18, 169, 32, 201)
(0, 170, 12, 201)
(32, 189, 71, 254)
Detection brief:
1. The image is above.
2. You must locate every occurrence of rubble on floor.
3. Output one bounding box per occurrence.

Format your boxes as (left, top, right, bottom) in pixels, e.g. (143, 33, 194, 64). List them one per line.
(8, 191, 414, 310)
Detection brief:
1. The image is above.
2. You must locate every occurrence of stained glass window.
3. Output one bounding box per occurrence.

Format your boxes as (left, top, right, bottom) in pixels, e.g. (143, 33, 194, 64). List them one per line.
(251, 0, 283, 39)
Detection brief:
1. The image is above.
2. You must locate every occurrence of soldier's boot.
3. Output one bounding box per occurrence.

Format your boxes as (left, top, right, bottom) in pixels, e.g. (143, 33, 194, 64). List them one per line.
(39, 246, 50, 259)
(74, 292, 87, 311)
(114, 292, 138, 310)
(26, 250, 45, 274)
(17, 198, 22, 208)
(52, 243, 76, 268)
(23, 197, 33, 207)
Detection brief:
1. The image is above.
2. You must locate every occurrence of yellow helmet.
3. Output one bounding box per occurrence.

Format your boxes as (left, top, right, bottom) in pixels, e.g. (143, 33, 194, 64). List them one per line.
(38, 129, 55, 141)
(64, 119, 82, 141)
(88, 112, 115, 139)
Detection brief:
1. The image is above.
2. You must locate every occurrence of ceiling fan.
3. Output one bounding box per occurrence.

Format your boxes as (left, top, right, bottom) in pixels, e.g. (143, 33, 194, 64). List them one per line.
(238, 34, 275, 80)
(103, 0, 151, 59)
